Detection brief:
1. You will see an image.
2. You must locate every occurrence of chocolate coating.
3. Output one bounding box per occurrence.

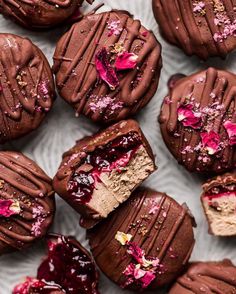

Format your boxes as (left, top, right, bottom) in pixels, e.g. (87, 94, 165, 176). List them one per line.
(0, 151, 55, 255)
(53, 10, 162, 124)
(201, 172, 236, 236)
(0, 0, 93, 29)
(153, 0, 236, 60)
(53, 119, 155, 225)
(87, 188, 195, 291)
(159, 67, 236, 174)
(169, 260, 236, 293)
(0, 34, 55, 143)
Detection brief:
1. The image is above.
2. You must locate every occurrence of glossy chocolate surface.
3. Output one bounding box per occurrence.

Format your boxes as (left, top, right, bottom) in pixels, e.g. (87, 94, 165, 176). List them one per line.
(53, 10, 162, 123)
(153, 0, 236, 60)
(0, 151, 55, 255)
(87, 188, 195, 291)
(159, 68, 236, 173)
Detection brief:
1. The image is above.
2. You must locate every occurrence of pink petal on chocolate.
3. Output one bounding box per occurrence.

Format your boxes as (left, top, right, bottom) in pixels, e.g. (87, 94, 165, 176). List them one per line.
(127, 242, 145, 265)
(200, 131, 221, 155)
(114, 52, 138, 71)
(140, 271, 156, 288)
(95, 47, 119, 90)
(0, 199, 18, 217)
(177, 104, 202, 129)
(224, 120, 236, 146)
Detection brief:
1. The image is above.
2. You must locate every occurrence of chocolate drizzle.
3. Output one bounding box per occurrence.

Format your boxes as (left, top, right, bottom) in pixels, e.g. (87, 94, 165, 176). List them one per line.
(0, 34, 55, 143)
(87, 188, 195, 290)
(53, 10, 162, 123)
(153, 0, 236, 59)
(0, 151, 55, 254)
(169, 260, 236, 293)
(0, 0, 87, 28)
(159, 67, 236, 173)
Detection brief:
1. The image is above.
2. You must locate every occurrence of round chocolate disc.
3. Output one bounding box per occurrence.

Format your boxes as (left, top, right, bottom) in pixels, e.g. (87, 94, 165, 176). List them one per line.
(169, 260, 236, 293)
(0, 33, 55, 143)
(87, 188, 195, 291)
(159, 67, 236, 174)
(53, 10, 162, 124)
(0, 151, 55, 255)
(0, 0, 92, 29)
(152, 0, 236, 60)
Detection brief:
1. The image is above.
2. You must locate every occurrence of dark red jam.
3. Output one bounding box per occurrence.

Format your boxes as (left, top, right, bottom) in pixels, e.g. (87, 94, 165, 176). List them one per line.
(13, 277, 63, 294)
(204, 184, 236, 200)
(13, 235, 99, 294)
(37, 235, 99, 294)
(67, 132, 142, 204)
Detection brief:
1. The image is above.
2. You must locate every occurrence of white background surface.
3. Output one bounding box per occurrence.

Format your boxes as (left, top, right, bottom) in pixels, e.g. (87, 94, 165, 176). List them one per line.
(1, 0, 236, 293)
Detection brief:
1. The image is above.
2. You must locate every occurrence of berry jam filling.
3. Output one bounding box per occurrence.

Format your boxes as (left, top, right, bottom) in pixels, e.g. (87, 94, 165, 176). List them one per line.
(68, 132, 142, 204)
(204, 184, 236, 200)
(13, 277, 62, 294)
(37, 236, 99, 294)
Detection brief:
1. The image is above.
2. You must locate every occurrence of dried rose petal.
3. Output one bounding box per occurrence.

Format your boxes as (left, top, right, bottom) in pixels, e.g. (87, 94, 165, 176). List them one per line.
(114, 52, 138, 71)
(224, 120, 236, 146)
(95, 48, 119, 90)
(0, 199, 20, 217)
(177, 104, 202, 129)
(139, 271, 156, 288)
(200, 131, 221, 155)
(127, 242, 145, 265)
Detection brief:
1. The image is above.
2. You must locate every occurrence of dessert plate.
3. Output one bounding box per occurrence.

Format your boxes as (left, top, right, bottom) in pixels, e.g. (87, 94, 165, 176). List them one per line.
(1, 0, 236, 293)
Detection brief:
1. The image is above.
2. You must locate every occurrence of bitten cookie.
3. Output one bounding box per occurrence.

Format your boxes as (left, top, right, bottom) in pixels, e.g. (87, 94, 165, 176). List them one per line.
(201, 172, 236, 236)
(53, 120, 156, 228)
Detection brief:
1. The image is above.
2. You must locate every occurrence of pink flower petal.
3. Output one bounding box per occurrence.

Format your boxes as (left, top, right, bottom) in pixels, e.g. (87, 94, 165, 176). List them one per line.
(177, 104, 202, 129)
(140, 271, 156, 288)
(127, 242, 145, 265)
(114, 52, 138, 71)
(0, 199, 19, 217)
(95, 47, 119, 90)
(224, 120, 236, 146)
(200, 131, 221, 155)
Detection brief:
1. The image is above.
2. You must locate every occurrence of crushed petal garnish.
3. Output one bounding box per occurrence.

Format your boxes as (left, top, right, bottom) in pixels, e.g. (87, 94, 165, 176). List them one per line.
(95, 47, 119, 90)
(223, 120, 236, 146)
(89, 95, 123, 114)
(114, 52, 138, 71)
(177, 103, 202, 129)
(107, 20, 122, 37)
(0, 199, 20, 217)
(115, 231, 133, 245)
(115, 232, 160, 289)
(200, 130, 221, 155)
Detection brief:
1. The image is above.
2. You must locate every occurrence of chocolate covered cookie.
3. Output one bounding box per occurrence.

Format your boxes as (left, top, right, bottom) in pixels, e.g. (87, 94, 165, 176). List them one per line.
(201, 172, 236, 236)
(0, 151, 55, 255)
(169, 260, 236, 293)
(0, 0, 93, 29)
(13, 234, 99, 294)
(53, 10, 162, 124)
(53, 120, 156, 228)
(0, 33, 55, 143)
(88, 188, 196, 291)
(159, 68, 236, 174)
(153, 0, 236, 60)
